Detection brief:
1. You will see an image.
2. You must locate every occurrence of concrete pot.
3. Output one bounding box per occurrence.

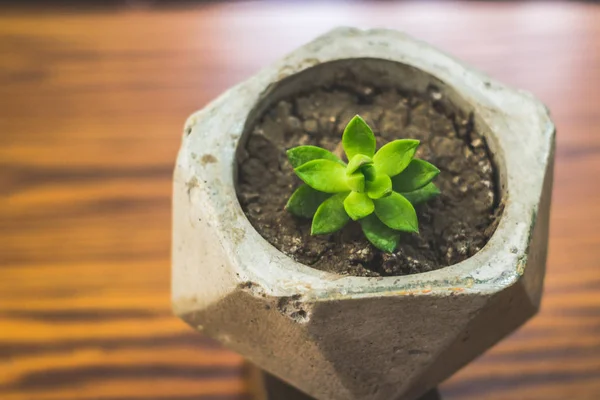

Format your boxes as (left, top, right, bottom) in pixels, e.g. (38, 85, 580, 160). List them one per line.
(172, 28, 555, 400)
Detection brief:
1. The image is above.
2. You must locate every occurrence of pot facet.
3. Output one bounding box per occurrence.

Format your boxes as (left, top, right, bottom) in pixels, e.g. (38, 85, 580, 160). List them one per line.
(172, 27, 555, 400)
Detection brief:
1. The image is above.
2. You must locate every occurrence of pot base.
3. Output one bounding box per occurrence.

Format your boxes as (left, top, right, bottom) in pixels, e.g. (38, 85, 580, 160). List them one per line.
(247, 363, 442, 400)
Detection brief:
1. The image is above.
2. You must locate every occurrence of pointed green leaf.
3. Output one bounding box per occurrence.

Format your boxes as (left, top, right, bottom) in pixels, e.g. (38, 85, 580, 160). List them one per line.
(392, 159, 440, 192)
(285, 185, 331, 218)
(360, 214, 401, 252)
(287, 145, 344, 168)
(295, 159, 349, 193)
(343, 192, 374, 221)
(346, 154, 373, 175)
(342, 115, 376, 160)
(346, 171, 365, 193)
(374, 192, 419, 233)
(311, 192, 350, 235)
(366, 174, 392, 199)
(401, 183, 440, 205)
(373, 139, 420, 177)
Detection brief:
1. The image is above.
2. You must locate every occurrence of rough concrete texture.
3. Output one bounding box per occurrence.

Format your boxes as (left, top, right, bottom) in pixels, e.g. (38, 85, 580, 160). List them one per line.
(172, 28, 555, 400)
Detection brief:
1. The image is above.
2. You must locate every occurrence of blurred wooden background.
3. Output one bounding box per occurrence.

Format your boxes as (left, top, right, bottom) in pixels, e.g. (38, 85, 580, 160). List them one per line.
(2, 1, 600, 399)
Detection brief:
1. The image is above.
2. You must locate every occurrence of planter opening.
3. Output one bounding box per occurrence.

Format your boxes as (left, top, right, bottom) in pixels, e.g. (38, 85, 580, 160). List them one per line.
(236, 58, 505, 277)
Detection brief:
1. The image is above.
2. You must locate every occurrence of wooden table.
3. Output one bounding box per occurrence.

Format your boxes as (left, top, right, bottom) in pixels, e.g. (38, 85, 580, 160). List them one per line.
(2, 2, 599, 399)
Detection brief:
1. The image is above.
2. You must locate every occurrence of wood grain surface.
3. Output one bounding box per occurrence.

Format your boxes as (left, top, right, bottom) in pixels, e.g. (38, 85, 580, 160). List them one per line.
(2, 2, 600, 399)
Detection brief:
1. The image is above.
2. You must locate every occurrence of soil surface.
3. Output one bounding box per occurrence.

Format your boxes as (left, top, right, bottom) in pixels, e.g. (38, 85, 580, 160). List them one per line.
(236, 82, 503, 277)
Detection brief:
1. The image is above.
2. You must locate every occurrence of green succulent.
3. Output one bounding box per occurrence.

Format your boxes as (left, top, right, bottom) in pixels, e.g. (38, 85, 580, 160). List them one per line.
(285, 115, 440, 252)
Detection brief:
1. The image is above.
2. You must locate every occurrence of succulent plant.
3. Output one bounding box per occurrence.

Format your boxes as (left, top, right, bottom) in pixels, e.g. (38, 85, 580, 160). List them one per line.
(286, 115, 440, 252)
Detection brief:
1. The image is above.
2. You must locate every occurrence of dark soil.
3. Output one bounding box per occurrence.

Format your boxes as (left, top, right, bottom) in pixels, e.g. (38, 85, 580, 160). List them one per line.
(236, 82, 503, 277)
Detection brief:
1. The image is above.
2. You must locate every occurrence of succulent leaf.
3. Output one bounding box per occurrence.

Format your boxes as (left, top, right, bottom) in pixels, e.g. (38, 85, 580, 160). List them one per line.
(360, 214, 401, 252)
(346, 154, 373, 175)
(366, 174, 392, 199)
(342, 115, 376, 160)
(295, 159, 349, 193)
(362, 164, 377, 181)
(343, 191, 375, 221)
(287, 145, 344, 169)
(346, 171, 366, 193)
(401, 183, 441, 205)
(373, 139, 419, 177)
(285, 184, 331, 218)
(391, 159, 440, 192)
(374, 192, 419, 233)
(311, 192, 350, 235)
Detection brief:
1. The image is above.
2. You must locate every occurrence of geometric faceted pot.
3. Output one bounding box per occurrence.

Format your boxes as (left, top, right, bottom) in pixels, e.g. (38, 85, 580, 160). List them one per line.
(172, 27, 555, 400)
